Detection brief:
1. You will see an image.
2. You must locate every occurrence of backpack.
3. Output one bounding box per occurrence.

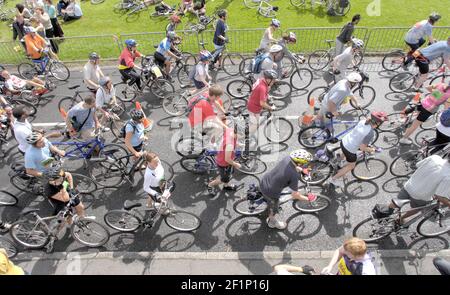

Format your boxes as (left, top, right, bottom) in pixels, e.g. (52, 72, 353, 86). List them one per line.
(371, 204, 394, 219)
(251, 53, 269, 74)
(119, 120, 137, 139)
(186, 94, 208, 116)
(440, 109, 450, 127)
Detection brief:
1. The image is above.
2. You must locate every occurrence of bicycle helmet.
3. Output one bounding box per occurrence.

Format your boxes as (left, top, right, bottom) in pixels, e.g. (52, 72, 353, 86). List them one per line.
(124, 39, 137, 48)
(440, 108, 450, 127)
(429, 12, 441, 22)
(370, 111, 388, 125)
(99, 76, 111, 87)
(170, 14, 181, 23)
(217, 9, 227, 18)
(263, 69, 278, 80)
(346, 72, 362, 83)
(24, 26, 36, 34)
(271, 19, 281, 28)
(288, 32, 297, 43)
(89, 52, 99, 61)
(352, 38, 364, 49)
(43, 167, 64, 180)
(167, 31, 177, 40)
(269, 44, 283, 53)
(199, 50, 212, 62)
(26, 131, 41, 144)
(290, 149, 313, 166)
(130, 108, 144, 121)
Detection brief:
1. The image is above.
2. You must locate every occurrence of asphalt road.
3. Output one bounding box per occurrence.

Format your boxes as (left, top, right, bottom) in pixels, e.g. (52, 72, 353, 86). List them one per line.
(1, 59, 449, 255)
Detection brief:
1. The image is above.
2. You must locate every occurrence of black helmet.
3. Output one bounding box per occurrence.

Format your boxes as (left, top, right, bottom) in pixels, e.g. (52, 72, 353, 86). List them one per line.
(130, 108, 144, 121)
(26, 131, 42, 144)
(217, 9, 227, 18)
(89, 52, 100, 61)
(43, 167, 64, 180)
(429, 12, 441, 22)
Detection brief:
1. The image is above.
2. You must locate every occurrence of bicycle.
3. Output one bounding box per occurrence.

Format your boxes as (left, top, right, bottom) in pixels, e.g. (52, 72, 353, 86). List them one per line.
(82, 0, 105, 4)
(0, 78, 56, 107)
(382, 47, 444, 72)
(183, 12, 217, 36)
(199, 41, 244, 77)
(0, 190, 18, 206)
(18, 50, 70, 82)
(104, 181, 201, 233)
(290, 0, 351, 16)
(389, 64, 446, 93)
(353, 198, 450, 242)
(113, 0, 140, 15)
(308, 39, 363, 71)
(10, 191, 110, 253)
(243, 0, 279, 18)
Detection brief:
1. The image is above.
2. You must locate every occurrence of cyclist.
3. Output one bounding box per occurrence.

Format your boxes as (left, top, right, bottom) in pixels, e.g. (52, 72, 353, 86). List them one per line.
(166, 14, 181, 36)
(403, 13, 441, 68)
(211, 9, 228, 70)
(24, 131, 65, 177)
(124, 108, 147, 161)
(259, 149, 317, 230)
(1, 69, 48, 96)
(23, 26, 48, 74)
(254, 44, 283, 80)
(118, 39, 143, 91)
(321, 237, 376, 275)
(335, 14, 361, 56)
(66, 95, 99, 140)
(412, 37, 450, 91)
(328, 111, 387, 188)
(428, 108, 450, 155)
(207, 120, 241, 197)
(83, 52, 104, 94)
(275, 31, 297, 78)
(191, 50, 212, 90)
(192, 0, 206, 15)
(258, 19, 281, 53)
(12, 105, 36, 156)
(154, 31, 182, 79)
(399, 81, 450, 145)
(317, 72, 362, 126)
(329, 38, 364, 84)
(95, 76, 118, 127)
(247, 69, 278, 134)
(433, 257, 450, 275)
(143, 152, 165, 208)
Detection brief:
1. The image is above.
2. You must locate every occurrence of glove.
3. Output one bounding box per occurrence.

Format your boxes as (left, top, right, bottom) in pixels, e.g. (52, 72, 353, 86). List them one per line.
(302, 265, 316, 275)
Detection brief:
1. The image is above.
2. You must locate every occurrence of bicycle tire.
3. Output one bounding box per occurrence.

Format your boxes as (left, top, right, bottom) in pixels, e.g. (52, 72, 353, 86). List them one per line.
(306, 86, 328, 106)
(109, 99, 127, 118)
(416, 208, 450, 238)
(222, 53, 242, 76)
(263, 117, 293, 144)
(352, 217, 394, 242)
(20, 91, 39, 106)
(389, 72, 415, 93)
(10, 99, 37, 117)
(10, 220, 50, 249)
(10, 173, 36, 194)
(299, 160, 332, 185)
(389, 150, 423, 177)
(351, 85, 375, 109)
(280, 56, 295, 78)
(429, 74, 449, 86)
(290, 0, 306, 7)
(71, 218, 110, 247)
(233, 198, 268, 216)
(164, 210, 201, 232)
(308, 50, 330, 71)
(352, 158, 388, 181)
(175, 136, 204, 157)
(163, 93, 188, 117)
(293, 188, 331, 213)
(269, 81, 292, 100)
(378, 112, 410, 132)
(421, 109, 442, 130)
(57, 96, 80, 113)
(110, 119, 126, 143)
(49, 61, 70, 81)
(90, 0, 105, 4)
(0, 236, 18, 258)
(381, 50, 404, 71)
(235, 155, 267, 175)
(298, 125, 331, 149)
(333, 1, 351, 16)
(18, 63, 38, 80)
(290, 68, 313, 90)
(100, 143, 130, 162)
(71, 173, 98, 194)
(238, 57, 253, 77)
(89, 161, 125, 187)
(350, 49, 363, 68)
(180, 156, 214, 174)
(0, 190, 18, 206)
(104, 210, 141, 232)
(114, 82, 138, 102)
(429, 56, 444, 73)
(149, 78, 175, 99)
(243, 0, 261, 9)
(226, 79, 252, 99)
(176, 65, 192, 86)
(258, 6, 277, 18)
(182, 52, 197, 66)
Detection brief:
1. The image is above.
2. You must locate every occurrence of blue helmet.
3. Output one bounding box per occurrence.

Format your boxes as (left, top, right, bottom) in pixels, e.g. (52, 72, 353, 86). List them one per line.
(125, 39, 137, 48)
(199, 50, 212, 62)
(440, 109, 450, 127)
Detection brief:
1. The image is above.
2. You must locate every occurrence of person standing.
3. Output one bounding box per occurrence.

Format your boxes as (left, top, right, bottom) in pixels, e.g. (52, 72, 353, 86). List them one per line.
(212, 9, 228, 69)
(66, 96, 99, 140)
(191, 50, 212, 90)
(335, 14, 361, 56)
(34, 6, 58, 53)
(44, 0, 64, 38)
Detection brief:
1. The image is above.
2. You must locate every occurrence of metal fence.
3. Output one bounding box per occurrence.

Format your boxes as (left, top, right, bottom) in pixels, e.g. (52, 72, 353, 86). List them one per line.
(1, 26, 449, 65)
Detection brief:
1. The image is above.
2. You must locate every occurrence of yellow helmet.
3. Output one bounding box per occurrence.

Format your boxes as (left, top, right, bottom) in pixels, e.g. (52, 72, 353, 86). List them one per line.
(290, 149, 313, 165)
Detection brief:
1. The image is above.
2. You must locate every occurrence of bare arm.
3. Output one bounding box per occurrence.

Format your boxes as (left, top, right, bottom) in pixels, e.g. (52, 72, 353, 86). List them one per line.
(26, 168, 42, 178)
(322, 246, 344, 274)
(274, 264, 305, 274)
(65, 172, 74, 189)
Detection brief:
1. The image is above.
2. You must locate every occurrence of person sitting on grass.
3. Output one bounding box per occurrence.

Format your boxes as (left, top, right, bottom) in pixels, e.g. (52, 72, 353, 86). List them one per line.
(61, 0, 82, 22)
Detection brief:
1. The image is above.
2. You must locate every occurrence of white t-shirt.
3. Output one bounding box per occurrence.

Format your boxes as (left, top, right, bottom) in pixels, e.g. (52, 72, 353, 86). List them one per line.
(194, 63, 209, 82)
(254, 56, 276, 80)
(5, 76, 26, 90)
(321, 79, 352, 112)
(405, 20, 432, 44)
(436, 122, 450, 137)
(404, 155, 450, 201)
(95, 86, 116, 109)
(334, 47, 353, 72)
(258, 27, 273, 52)
(83, 62, 102, 88)
(143, 162, 165, 197)
(342, 120, 375, 154)
(13, 120, 33, 153)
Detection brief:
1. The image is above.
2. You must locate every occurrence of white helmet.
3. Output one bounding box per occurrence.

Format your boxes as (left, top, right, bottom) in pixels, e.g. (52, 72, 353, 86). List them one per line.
(269, 44, 283, 53)
(352, 38, 364, 49)
(346, 72, 362, 83)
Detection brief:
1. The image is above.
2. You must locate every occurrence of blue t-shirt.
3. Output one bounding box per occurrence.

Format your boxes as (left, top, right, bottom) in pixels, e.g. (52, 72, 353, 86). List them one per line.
(420, 41, 450, 61)
(213, 19, 226, 46)
(125, 121, 144, 147)
(24, 138, 53, 172)
(157, 38, 171, 56)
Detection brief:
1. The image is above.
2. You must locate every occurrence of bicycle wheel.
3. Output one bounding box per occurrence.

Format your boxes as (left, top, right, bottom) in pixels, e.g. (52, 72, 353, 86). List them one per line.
(429, 56, 443, 73)
(110, 119, 126, 143)
(290, 68, 313, 90)
(389, 150, 424, 177)
(164, 210, 201, 232)
(89, 161, 124, 187)
(308, 50, 330, 71)
(162, 93, 188, 117)
(417, 208, 450, 237)
(100, 143, 129, 161)
(307, 86, 328, 106)
(238, 57, 253, 77)
(10, 174, 35, 194)
(90, 0, 105, 4)
(352, 217, 394, 242)
(149, 78, 175, 99)
(57, 96, 80, 113)
(280, 56, 295, 78)
(176, 65, 192, 86)
(352, 158, 388, 181)
(182, 22, 198, 36)
(182, 52, 197, 66)
(421, 109, 441, 130)
(114, 82, 137, 102)
(389, 72, 415, 93)
(175, 136, 204, 157)
(104, 210, 141, 232)
(49, 61, 70, 81)
(243, 0, 261, 9)
(226, 79, 252, 99)
(351, 50, 363, 68)
(18, 63, 38, 80)
(381, 51, 404, 71)
(0, 190, 18, 206)
(429, 74, 449, 86)
(235, 155, 267, 175)
(222, 53, 242, 76)
(10, 220, 49, 249)
(378, 112, 409, 132)
(233, 198, 268, 216)
(180, 156, 214, 174)
(109, 100, 127, 118)
(298, 126, 330, 149)
(334, 1, 351, 16)
(263, 117, 293, 143)
(269, 81, 292, 100)
(71, 173, 98, 194)
(351, 85, 375, 109)
(258, 6, 277, 18)
(10, 99, 37, 117)
(290, 0, 306, 8)
(293, 187, 331, 213)
(300, 160, 332, 185)
(0, 236, 18, 258)
(71, 218, 110, 247)
(20, 91, 39, 106)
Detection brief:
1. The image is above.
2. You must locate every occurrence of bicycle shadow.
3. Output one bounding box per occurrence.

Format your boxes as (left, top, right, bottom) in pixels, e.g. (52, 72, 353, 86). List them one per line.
(342, 179, 379, 200)
(381, 176, 408, 194)
(316, 186, 350, 237)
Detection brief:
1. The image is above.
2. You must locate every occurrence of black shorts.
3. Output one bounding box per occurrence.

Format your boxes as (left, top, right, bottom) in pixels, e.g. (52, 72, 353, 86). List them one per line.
(416, 104, 433, 122)
(340, 141, 357, 163)
(262, 193, 280, 215)
(218, 165, 233, 183)
(415, 59, 429, 74)
(154, 51, 166, 68)
(405, 38, 425, 52)
(49, 195, 80, 215)
(133, 143, 143, 152)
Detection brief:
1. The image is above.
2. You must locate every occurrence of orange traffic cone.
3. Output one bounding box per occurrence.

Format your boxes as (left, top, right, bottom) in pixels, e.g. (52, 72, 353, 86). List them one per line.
(413, 92, 421, 103)
(59, 108, 67, 120)
(135, 101, 153, 130)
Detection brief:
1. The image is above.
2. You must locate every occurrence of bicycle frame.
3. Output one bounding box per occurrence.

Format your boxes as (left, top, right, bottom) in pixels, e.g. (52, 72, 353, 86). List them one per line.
(52, 137, 105, 160)
(324, 117, 360, 140)
(31, 55, 50, 74)
(389, 201, 441, 231)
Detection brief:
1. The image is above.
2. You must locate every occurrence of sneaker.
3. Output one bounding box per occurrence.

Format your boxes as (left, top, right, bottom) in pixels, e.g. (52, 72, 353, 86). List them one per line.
(266, 217, 287, 230)
(101, 126, 111, 132)
(207, 185, 217, 198)
(399, 137, 413, 145)
(223, 184, 237, 191)
(328, 178, 344, 188)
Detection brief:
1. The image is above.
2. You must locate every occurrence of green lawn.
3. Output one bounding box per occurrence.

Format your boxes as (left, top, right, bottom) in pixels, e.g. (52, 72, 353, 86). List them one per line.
(1, 0, 449, 62)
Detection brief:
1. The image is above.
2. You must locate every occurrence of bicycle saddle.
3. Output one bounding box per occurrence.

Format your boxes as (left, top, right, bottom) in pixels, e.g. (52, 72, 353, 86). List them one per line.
(124, 200, 142, 210)
(153, 44, 158, 49)
(21, 208, 40, 216)
(68, 85, 81, 90)
(326, 142, 340, 154)
(392, 199, 411, 208)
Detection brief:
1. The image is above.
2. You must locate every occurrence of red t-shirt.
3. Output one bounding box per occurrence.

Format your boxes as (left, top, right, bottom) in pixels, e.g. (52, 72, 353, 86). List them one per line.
(118, 48, 142, 70)
(188, 92, 223, 127)
(216, 127, 236, 167)
(247, 78, 269, 114)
